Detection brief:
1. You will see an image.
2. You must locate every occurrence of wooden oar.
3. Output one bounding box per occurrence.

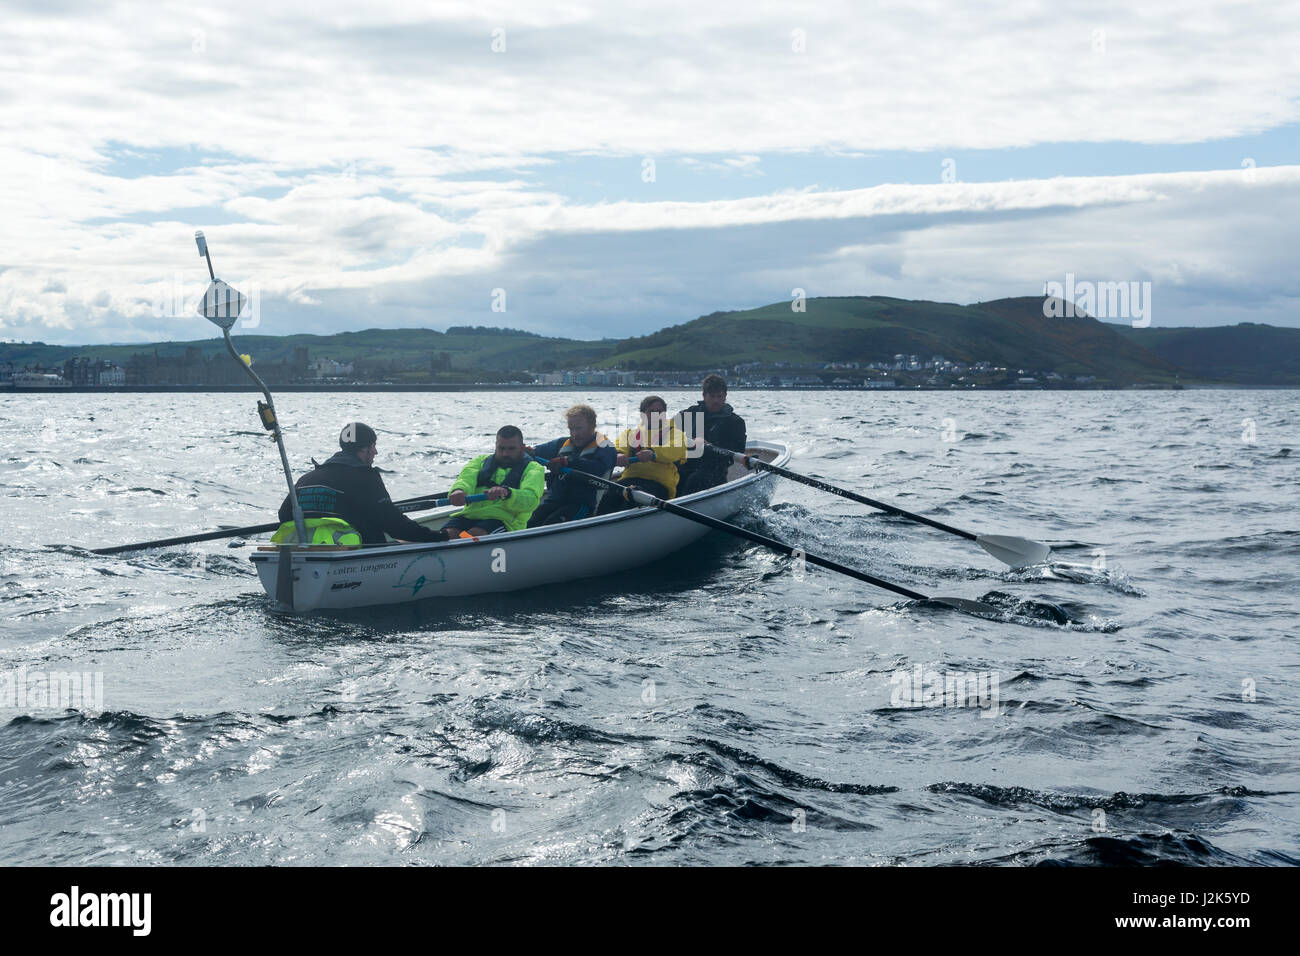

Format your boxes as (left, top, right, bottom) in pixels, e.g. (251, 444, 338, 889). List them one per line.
(88, 489, 453, 555)
(704, 443, 1052, 568)
(537, 456, 1068, 624)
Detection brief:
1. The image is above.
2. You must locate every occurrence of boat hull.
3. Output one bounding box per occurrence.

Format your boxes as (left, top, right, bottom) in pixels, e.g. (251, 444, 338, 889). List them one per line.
(252, 441, 789, 612)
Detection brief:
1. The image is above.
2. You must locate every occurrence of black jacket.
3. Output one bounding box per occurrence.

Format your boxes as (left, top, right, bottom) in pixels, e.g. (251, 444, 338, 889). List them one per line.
(279, 451, 440, 544)
(673, 401, 747, 475)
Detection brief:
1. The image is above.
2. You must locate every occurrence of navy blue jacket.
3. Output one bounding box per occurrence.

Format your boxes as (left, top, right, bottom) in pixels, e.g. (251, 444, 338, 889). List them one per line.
(532, 433, 617, 507)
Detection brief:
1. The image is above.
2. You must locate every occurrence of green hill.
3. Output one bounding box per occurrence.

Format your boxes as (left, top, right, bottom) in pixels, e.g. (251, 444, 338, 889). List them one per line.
(1111, 322, 1300, 385)
(5, 296, 1296, 386)
(0, 327, 609, 375)
(598, 295, 1180, 382)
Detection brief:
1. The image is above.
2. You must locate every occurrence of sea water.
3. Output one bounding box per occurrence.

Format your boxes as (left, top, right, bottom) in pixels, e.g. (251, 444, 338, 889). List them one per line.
(1, 389, 1296, 865)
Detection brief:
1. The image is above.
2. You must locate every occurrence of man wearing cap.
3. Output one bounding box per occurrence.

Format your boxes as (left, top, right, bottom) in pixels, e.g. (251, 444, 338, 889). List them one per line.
(275, 422, 442, 545)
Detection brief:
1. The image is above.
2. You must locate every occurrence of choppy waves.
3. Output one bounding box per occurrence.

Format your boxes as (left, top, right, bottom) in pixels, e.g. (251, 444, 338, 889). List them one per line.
(2, 389, 1298, 865)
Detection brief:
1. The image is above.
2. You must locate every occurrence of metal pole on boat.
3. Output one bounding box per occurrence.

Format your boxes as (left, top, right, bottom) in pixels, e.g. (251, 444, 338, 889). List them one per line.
(193, 231, 308, 549)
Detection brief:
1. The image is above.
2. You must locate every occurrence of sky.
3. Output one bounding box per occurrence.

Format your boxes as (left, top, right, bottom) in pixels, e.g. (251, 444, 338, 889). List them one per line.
(2, 0, 1298, 345)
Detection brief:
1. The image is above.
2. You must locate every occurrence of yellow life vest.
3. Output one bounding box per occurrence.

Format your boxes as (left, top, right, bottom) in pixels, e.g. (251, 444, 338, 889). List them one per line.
(270, 517, 362, 547)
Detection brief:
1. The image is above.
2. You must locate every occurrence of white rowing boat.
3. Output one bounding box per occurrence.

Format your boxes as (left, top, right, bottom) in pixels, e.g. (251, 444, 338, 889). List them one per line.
(157, 235, 1063, 623)
(251, 440, 790, 612)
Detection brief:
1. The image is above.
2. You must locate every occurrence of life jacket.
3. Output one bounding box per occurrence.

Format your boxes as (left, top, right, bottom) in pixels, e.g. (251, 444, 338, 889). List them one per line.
(475, 455, 529, 491)
(270, 516, 363, 547)
(545, 432, 615, 507)
(616, 419, 689, 497)
(625, 417, 676, 451)
(557, 432, 614, 469)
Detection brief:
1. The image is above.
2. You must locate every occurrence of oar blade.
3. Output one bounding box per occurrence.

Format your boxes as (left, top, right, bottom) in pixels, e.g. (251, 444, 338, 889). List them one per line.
(928, 597, 1005, 618)
(976, 534, 1052, 568)
(930, 595, 1069, 624)
(719, 442, 1057, 570)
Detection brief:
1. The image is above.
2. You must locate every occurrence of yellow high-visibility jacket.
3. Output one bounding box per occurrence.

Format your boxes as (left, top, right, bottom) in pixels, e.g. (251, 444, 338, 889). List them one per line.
(448, 454, 545, 531)
(615, 419, 689, 497)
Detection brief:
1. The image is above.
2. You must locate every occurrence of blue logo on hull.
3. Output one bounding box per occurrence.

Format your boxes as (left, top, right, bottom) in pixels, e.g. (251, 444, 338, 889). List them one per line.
(394, 554, 446, 596)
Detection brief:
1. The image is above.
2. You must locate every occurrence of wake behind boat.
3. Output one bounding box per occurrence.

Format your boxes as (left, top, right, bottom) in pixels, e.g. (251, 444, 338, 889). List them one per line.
(253, 440, 789, 612)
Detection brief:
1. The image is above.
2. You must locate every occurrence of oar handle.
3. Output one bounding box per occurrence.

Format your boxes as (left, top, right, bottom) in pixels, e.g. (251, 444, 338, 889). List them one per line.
(706, 443, 977, 542)
(439, 493, 490, 506)
(531, 454, 932, 603)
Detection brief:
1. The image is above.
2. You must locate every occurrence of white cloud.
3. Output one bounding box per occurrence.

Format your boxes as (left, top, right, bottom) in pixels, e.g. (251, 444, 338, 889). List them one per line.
(681, 155, 763, 176)
(2, 1, 1299, 342)
(4, 164, 1298, 341)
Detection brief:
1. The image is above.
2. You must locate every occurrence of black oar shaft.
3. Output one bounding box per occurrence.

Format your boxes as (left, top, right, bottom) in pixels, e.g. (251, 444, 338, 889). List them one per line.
(566, 469, 929, 602)
(707, 443, 976, 541)
(92, 526, 271, 554)
(653, 495, 929, 601)
(552, 457, 1063, 623)
(89, 490, 450, 555)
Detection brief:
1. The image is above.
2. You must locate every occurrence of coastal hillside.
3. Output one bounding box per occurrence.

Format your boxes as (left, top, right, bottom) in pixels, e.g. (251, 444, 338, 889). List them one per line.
(599, 296, 1180, 383)
(5, 296, 1296, 385)
(0, 327, 611, 383)
(1112, 322, 1300, 385)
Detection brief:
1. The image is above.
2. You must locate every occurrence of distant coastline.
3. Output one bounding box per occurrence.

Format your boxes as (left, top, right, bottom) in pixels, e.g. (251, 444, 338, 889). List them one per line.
(6, 294, 1298, 388)
(17, 383, 1295, 394)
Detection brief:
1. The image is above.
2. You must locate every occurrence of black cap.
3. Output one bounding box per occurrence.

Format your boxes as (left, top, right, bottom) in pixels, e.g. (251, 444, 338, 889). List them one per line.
(339, 422, 378, 452)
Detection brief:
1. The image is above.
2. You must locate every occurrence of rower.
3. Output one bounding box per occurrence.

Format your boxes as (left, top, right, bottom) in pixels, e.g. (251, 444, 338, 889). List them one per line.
(274, 422, 443, 545)
(596, 395, 688, 515)
(673, 374, 747, 496)
(438, 425, 545, 539)
(526, 404, 617, 527)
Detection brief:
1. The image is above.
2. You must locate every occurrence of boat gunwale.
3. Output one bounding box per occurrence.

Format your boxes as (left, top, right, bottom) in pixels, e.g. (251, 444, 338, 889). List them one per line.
(250, 440, 789, 564)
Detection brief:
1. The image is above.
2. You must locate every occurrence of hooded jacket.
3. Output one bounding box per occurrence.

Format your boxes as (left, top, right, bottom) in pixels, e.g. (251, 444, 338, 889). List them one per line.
(279, 450, 441, 545)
